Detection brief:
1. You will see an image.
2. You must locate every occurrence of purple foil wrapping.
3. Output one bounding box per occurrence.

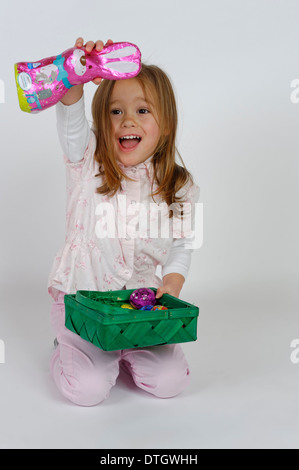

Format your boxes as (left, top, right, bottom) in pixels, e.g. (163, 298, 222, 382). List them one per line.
(129, 288, 156, 309)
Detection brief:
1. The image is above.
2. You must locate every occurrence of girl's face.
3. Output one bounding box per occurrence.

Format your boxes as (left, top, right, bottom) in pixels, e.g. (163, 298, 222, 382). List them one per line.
(109, 78, 160, 167)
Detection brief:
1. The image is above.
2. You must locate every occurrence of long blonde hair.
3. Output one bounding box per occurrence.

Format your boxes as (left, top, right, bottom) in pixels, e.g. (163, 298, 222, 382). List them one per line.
(91, 63, 193, 216)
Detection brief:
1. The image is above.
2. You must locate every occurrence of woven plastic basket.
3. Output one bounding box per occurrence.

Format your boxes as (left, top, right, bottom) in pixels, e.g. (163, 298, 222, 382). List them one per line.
(64, 288, 199, 351)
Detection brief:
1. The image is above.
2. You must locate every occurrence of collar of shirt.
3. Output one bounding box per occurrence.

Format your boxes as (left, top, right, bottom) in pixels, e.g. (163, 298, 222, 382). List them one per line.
(117, 155, 154, 180)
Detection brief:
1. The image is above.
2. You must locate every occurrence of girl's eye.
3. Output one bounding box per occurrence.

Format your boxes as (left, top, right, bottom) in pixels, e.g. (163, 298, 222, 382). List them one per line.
(111, 109, 122, 115)
(138, 108, 149, 114)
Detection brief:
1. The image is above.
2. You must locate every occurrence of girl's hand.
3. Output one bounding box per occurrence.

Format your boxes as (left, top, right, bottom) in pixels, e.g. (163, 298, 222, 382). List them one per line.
(156, 273, 185, 299)
(74, 37, 113, 85)
(60, 37, 113, 105)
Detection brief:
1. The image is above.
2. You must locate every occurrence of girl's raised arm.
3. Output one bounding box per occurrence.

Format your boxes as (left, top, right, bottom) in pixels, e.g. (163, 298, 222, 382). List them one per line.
(57, 37, 114, 162)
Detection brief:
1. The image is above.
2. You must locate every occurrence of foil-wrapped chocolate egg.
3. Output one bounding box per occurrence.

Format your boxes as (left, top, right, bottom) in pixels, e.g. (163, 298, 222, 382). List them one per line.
(140, 305, 154, 311)
(129, 288, 156, 309)
(151, 305, 168, 310)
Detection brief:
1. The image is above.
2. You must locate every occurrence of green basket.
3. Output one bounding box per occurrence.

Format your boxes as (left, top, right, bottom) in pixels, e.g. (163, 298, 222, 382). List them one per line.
(64, 288, 199, 351)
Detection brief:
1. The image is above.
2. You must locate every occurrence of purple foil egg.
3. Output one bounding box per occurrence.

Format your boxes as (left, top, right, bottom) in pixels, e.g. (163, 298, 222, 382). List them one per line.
(129, 288, 156, 309)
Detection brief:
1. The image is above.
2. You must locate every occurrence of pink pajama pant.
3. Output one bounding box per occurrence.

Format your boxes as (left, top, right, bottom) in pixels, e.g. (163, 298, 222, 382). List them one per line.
(49, 292, 190, 406)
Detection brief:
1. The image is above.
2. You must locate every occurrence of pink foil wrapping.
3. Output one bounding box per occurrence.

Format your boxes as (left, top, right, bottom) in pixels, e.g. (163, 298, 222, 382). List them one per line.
(15, 42, 142, 113)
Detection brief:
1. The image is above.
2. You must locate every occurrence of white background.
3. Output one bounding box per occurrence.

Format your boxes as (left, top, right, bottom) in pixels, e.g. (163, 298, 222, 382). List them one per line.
(0, 0, 299, 449)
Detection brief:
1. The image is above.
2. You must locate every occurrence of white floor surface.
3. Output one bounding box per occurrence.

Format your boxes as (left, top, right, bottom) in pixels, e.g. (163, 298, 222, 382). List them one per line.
(0, 275, 298, 449)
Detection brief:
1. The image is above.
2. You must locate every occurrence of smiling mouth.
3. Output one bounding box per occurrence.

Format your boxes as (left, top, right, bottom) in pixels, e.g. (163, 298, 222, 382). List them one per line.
(119, 135, 142, 150)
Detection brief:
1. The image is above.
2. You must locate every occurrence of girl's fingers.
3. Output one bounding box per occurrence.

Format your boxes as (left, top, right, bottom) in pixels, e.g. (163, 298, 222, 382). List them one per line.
(156, 287, 165, 299)
(75, 37, 84, 48)
(85, 40, 95, 53)
(74, 38, 113, 51)
(95, 40, 104, 51)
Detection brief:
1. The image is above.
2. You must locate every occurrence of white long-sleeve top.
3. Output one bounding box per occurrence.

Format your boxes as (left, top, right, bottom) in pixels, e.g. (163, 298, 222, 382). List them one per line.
(48, 96, 199, 299)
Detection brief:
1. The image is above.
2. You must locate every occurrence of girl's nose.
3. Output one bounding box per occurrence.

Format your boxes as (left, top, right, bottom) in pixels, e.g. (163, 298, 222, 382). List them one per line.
(121, 113, 137, 127)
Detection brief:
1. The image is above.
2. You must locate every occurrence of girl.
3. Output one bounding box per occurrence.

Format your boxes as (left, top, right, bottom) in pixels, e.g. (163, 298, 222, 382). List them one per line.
(49, 38, 199, 406)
